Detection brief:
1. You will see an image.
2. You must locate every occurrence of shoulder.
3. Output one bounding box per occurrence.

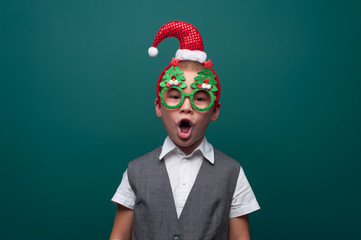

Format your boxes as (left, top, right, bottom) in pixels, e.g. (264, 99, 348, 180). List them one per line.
(212, 148, 241, 181)
(127, 146, 162, 186)
(129, 146, 162, 162)
(213, 147, 241, 168)
(212, 148, 242, 193)
(128, 146, 162, 168)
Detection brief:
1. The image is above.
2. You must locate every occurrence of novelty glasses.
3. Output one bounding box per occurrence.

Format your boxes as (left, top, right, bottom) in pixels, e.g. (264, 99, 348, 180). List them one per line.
(159, 86, 216, 111)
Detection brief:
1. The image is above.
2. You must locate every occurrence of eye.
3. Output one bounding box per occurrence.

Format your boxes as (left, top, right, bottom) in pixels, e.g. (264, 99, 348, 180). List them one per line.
(195, 97, 205, 102)
(171, 95, 180, 99)
(192, 90, 212, 109)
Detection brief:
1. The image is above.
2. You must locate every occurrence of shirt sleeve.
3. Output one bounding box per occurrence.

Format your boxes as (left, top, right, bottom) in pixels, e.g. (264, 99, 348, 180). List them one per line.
(229, 166, 261, 218)
(111, 169, 136, 210)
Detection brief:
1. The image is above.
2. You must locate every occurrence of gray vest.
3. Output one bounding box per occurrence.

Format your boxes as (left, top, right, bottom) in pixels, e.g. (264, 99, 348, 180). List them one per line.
(127, 147, 240, 240)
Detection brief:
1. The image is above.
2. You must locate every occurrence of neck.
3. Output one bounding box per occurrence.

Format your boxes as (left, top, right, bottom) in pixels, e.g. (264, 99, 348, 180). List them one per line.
(174, 136, 204, 156)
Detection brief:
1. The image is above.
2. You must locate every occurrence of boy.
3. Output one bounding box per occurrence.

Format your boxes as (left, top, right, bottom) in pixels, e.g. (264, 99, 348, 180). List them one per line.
(110, 21, 260, 240)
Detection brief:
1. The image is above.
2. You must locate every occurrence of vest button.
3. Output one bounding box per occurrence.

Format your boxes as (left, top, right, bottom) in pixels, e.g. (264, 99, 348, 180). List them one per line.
(173, 235, 182, 240)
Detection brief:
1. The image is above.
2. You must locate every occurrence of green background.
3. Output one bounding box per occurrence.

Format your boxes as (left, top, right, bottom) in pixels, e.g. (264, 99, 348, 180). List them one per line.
(1, 0, 360, 239)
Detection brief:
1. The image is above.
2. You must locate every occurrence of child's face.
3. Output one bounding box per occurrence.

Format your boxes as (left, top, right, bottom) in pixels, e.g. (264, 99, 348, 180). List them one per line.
(155, 70, 221, 155)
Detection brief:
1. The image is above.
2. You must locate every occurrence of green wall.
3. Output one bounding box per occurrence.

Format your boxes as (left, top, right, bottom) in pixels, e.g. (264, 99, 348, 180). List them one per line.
(1, 0, 360, 239)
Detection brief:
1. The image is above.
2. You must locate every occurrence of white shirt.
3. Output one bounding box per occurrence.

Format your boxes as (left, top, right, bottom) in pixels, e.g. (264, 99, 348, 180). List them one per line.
(112, 136, 260, 218)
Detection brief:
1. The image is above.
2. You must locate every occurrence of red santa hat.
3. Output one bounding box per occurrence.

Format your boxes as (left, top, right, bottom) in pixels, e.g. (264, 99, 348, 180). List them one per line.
(148, 21, 207, 63)
(149, 21, 221, 106)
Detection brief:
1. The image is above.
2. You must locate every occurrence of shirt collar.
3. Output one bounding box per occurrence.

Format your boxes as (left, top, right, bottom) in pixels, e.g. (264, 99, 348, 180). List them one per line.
(159, 136, 214, 164)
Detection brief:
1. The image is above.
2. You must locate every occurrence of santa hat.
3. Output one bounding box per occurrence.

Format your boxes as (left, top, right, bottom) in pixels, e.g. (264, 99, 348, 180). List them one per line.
(149, 21, 221, 105)
(148, 21, 207, 63)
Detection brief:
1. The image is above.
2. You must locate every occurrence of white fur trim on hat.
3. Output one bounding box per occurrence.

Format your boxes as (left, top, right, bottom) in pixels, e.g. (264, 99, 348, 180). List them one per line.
(148, 47, 158, 57)
(175, 49, 207, 63)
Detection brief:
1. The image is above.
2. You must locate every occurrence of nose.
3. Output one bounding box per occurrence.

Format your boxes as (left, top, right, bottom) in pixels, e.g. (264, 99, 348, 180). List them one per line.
(180, 96, 193, 114)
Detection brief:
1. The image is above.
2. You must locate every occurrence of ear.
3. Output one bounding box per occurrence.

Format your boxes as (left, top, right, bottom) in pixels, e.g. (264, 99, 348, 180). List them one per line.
(210, 102, 221, 121)
(155, 98, 162, 117)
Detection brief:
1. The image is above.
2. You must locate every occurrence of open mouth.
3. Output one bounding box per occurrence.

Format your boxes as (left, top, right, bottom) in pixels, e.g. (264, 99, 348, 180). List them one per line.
(178, 119, 192, 139)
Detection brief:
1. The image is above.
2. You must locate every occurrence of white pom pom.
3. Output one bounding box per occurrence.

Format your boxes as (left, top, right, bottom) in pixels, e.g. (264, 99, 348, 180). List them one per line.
(169, 80, 174, 85)
(202, 83, 207, 89)
(174, 80, 179, 85)
(207, 85, 211, 89)
(148, 47, 158, 57)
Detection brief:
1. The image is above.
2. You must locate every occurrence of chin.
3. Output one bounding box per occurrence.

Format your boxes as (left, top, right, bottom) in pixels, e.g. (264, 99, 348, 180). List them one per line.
(178, 135, 201, 148)
(170, 134, 192, 147)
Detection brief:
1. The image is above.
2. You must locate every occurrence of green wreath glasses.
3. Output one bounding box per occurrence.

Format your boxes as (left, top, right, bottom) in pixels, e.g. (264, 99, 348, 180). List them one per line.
(160, 86, 216, 111)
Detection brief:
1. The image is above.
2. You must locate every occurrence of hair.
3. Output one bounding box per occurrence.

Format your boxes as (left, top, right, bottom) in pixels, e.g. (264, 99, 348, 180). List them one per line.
(178, 60, 204, 72)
